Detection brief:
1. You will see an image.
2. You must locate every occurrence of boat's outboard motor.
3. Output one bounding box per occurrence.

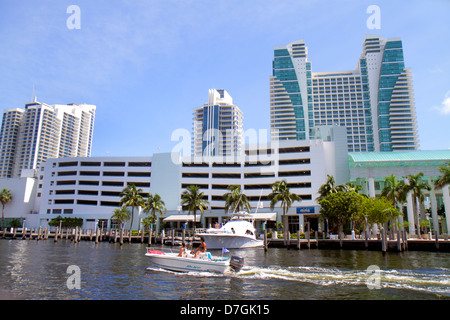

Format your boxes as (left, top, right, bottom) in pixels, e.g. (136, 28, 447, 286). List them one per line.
(229, 256, 244, 272)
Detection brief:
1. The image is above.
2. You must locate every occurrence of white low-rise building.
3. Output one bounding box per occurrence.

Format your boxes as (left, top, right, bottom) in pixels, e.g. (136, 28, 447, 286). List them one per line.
(30, 128, 348, 233)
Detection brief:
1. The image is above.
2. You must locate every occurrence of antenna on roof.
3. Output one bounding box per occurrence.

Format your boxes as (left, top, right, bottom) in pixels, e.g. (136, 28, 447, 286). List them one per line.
(31, 85, 37, 102)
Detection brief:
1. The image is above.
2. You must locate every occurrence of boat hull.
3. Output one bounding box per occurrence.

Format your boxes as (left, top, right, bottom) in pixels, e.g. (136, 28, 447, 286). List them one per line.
(198, 233, 264, 249)
(145, 252, 229, 273)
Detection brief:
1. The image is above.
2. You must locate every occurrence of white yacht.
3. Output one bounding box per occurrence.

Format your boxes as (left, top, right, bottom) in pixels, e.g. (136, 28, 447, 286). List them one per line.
(196, 212, 276, 249)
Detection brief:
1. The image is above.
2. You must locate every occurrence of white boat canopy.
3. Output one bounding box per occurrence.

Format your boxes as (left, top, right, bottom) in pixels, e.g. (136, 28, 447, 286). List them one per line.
(163, 215, 201, 222)
(230, 212, 277, 221)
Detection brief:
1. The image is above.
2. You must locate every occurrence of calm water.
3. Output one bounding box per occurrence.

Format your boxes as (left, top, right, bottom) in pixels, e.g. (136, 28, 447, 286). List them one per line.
(0, 239, 449, 300)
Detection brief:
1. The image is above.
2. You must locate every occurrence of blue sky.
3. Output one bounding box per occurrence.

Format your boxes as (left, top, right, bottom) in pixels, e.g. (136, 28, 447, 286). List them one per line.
(1, 0, 449, 157)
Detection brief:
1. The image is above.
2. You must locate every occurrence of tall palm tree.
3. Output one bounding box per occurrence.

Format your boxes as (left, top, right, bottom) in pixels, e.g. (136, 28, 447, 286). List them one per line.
(111, 206, 130, 229)
(0, 188, 12, 229)
(404, 173, 431, 236)
(223, 185, 251, 213)
(269, 180, 301, 240)
(143, 193, 166, 225)
(434, 161, 450, 190)
(381, 174, 407, 231)
(181, 185, 209, 231)
(381, 174, 407, 208)
(119, 184, 144, 230)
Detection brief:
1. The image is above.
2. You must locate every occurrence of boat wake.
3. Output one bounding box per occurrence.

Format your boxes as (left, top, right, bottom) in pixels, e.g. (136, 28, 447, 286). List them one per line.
(235, 266, 450, 296)
(146, 264, 450, 296)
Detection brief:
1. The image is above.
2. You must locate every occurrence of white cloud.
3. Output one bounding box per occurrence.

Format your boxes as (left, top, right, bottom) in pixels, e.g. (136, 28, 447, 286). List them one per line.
(438, 91, 450, 115)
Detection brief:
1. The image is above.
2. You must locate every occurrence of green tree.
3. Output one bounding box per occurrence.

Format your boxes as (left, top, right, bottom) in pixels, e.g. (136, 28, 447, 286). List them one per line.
(363, 196, 401, 228)
(223, 185, 251, 213)
(181, 185, 209, 230)
(404, 173, 431, 236)
(0, 188, 12, 229)
(143, 193, 166, 225)
(317, 175, 339, 201)
(434, 161, 450, 190)
(119, 184, 144, 230)
(269, 180, 301, 240)
(381, 174, 407, 207)
(381, 174, 407, 231)
(318, 191, 364, 233)
(111, 206, 131, 229)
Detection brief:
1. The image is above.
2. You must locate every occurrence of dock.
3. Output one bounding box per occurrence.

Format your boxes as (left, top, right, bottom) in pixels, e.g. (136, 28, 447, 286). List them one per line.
(1, 227, 449, 252)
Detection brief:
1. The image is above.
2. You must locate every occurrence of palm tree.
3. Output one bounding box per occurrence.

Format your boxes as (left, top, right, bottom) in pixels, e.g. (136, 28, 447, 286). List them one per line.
(119, 184, 144, 230)
(143, 193, 166, 225)
(111, 206, 130, 229)
(317, 175, 338, 201)
(181, 185, 209, 231)
(269, 180, 301, 241)
(0, 188, 12, 229)
(381, 174, 407, 207)
(381, 174, 407, 232)
(404, 173, 431, 236)
(435, 161, 450, 190)
(223, 185, 251, 213)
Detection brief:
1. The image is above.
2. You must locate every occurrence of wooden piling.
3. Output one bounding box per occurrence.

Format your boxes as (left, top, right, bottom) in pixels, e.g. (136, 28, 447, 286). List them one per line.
(306, 231, 310, 249)
(264, 229, 268, 252)
(148, 229, 152, 246)
(120, 228, 124, 245)
(22, 227, 27, 240)
(434, 231, 439, 250)
(315, 231, 318, 249)
(381, 229, 387, 253)
(297, 231, 301, 250)
(95, 227, 99, 244)
(403, 231, 408, 250)
(37, 227, 42, 241)
(171, 229, 175, 246)
(397, 230, 402, 252)
(141, 229, 144, 243)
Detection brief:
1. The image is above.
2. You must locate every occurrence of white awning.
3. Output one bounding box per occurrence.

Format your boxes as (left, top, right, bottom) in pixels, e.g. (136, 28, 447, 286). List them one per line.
(163, 215, 200, 222)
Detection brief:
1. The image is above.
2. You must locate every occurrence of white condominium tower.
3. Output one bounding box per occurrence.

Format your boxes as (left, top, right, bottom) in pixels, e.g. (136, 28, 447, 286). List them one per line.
(270, 35, 419, 152)
(192, 89, 244, 157)
(0, 98, 96, 177)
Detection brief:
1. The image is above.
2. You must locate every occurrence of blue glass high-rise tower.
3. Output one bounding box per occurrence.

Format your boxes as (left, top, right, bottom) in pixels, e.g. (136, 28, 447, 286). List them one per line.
(270, 35, 419, 152)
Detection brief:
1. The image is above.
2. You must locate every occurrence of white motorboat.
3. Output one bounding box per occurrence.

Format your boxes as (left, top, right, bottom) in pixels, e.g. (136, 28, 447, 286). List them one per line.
(196, 212, 275, 249)
(145, 248, 244, 273)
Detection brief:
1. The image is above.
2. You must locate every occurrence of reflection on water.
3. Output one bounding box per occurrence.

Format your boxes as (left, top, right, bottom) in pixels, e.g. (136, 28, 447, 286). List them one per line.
(0, 240, 448, 300)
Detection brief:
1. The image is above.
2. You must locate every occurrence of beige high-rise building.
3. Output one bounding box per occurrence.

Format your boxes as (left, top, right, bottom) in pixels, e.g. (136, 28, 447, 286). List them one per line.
(0, 98, 96, 177)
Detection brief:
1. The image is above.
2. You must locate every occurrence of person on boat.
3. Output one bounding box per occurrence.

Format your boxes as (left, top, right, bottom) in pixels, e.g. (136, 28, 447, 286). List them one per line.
(192, 237, 207, 258)
(178, 243, 186, 257)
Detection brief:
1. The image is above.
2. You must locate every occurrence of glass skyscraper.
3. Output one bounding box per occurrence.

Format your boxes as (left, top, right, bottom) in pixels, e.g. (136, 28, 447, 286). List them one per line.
(270, 35, 419, 152)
